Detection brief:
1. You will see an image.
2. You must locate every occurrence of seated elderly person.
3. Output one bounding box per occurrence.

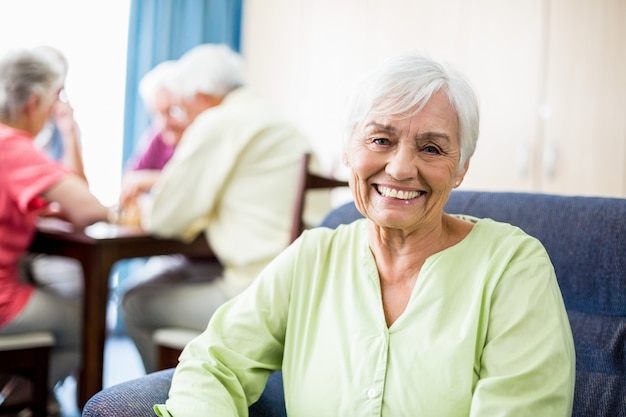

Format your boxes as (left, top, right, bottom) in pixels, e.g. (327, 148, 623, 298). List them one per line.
(154, 51, 575, 416)
(32, 45, 86, 182)
(121, 44, 311, 374)
(25, 45, 88, 301)
(0, 48, 111, 410)
(118, 59, 189, 219)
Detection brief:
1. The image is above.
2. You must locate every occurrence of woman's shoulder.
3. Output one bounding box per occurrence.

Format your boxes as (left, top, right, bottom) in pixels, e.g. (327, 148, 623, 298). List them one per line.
(0, 129, 55, 166)
(453, 214, 528, 235)
(294, 218, 368, 255)
(0, 124, 30, 147)
(469, 216, 532, 236)
(456, 216, 548, 259)
(303, 217, 367, 238)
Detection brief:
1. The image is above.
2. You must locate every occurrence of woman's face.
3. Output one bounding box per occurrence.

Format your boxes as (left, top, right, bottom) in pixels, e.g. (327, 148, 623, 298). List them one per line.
(344, 90, 468, 234)
(153, 88, 189, 146)
(30, 87, 60, 135)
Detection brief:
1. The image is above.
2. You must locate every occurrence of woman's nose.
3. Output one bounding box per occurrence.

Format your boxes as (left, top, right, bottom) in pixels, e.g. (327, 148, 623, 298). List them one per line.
(385, 148, 417, 181)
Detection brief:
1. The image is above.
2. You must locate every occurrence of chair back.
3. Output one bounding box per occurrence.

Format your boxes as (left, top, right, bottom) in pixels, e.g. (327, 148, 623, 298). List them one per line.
(0, 332, 54, 417)
(289, 153, 348, 243)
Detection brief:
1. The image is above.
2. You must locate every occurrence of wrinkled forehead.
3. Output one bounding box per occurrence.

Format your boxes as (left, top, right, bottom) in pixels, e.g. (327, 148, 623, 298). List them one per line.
(359, 90, 458, 131)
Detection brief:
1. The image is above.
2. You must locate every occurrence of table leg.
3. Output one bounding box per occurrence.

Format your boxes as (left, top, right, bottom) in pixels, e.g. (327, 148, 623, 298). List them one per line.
(76, 248, 114, 408)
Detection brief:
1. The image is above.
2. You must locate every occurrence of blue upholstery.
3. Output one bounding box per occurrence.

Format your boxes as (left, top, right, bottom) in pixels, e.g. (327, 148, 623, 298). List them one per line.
(82, 191, 626, 417)
(82, 369, 286, 417)
(82, 369, 174, 417)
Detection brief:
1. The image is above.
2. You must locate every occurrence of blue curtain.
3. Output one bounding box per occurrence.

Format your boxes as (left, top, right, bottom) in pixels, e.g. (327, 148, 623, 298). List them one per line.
(122, 0, 243, 165)
(111, 0, 242, 335)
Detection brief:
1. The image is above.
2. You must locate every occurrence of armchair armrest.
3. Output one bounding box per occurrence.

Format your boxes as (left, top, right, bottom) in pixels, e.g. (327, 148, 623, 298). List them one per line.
(82, 369, 286, 417)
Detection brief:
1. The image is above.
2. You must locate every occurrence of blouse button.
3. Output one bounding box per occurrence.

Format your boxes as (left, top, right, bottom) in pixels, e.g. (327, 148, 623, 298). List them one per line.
(367, 387, 377, 398)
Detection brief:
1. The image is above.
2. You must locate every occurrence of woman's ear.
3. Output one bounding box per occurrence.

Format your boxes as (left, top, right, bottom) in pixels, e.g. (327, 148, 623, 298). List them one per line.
(454, 159, 470, 187)
(24, 93, 40, 116)
(341, 151, 349, 167)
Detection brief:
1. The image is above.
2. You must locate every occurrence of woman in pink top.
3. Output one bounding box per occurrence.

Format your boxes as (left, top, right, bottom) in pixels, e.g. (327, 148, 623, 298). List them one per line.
(0, 48, 111, 407)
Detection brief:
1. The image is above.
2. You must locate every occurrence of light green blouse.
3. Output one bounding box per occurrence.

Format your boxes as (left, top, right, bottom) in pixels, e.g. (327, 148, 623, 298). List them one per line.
(155, 217, 575, 417)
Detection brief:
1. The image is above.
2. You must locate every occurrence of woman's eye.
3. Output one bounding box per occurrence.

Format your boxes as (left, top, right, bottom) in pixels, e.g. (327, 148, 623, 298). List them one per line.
(372, 138, 391, 146)
(424, 145, 440, 154)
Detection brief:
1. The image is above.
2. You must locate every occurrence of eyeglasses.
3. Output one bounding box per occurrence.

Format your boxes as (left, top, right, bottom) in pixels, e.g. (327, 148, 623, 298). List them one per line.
(58, 88, 69, 104)
(53, 87, 69, 104)
(168, 104, 188, 122)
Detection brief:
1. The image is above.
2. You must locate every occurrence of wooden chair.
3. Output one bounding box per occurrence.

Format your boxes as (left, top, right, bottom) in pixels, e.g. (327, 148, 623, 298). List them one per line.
(153, 328, 200, 371)
(153, 153, 349, 371)
(289, 153, 349, 243)
(0, 332, 54, 417)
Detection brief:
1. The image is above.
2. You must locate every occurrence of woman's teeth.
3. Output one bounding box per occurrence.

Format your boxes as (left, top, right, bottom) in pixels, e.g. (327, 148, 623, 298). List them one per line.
(377, 185, 421, 200)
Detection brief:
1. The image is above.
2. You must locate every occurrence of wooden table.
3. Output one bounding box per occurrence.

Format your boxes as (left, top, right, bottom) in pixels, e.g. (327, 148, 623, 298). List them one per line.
(29, 218, 213, 407)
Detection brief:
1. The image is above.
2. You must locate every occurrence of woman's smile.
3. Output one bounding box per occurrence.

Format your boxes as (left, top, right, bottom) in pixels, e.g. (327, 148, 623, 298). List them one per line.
(375, 184, 423, 200)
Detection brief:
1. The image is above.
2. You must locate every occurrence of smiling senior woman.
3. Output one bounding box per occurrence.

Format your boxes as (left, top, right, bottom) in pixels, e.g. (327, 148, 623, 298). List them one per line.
(155, 52, 575, 417)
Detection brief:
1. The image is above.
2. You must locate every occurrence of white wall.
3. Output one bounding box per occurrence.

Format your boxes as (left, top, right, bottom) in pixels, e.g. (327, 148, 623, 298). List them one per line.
(241, 0, 473, 179)
(0, 0, 130, 205)
(240, 0, 626, 198)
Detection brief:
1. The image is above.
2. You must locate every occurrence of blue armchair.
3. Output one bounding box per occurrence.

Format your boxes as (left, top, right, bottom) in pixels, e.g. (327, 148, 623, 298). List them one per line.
(82, 369, 286, 417)
(83, 191, 626, 417)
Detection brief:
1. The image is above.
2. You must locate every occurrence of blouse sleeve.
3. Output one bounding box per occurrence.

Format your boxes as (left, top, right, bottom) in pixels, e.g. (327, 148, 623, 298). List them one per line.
(469, 252, 575, 417)
(1, 137, 69, 212)
(154, 239, 298, 417)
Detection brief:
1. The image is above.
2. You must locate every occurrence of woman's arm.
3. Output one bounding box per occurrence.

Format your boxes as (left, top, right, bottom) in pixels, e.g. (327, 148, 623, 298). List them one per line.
(53, 101, 88, 183)
(155, 241, 298, 417)
(42, 174, 110, 228)
(470, 255, 575, 417)
(118, 169, 161, 209)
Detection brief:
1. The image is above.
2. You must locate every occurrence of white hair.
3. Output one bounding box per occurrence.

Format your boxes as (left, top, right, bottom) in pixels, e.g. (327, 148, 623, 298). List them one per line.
(138, 60, 177, 112)
(0, 48, 62, 122)
(344, 51, 480, 172)
(32, 45, 68, 75)
(167, 44, 245, 98)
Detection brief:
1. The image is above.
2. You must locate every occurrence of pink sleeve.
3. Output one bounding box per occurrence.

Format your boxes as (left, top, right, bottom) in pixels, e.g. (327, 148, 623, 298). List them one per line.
(2, 137, 70, 213)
